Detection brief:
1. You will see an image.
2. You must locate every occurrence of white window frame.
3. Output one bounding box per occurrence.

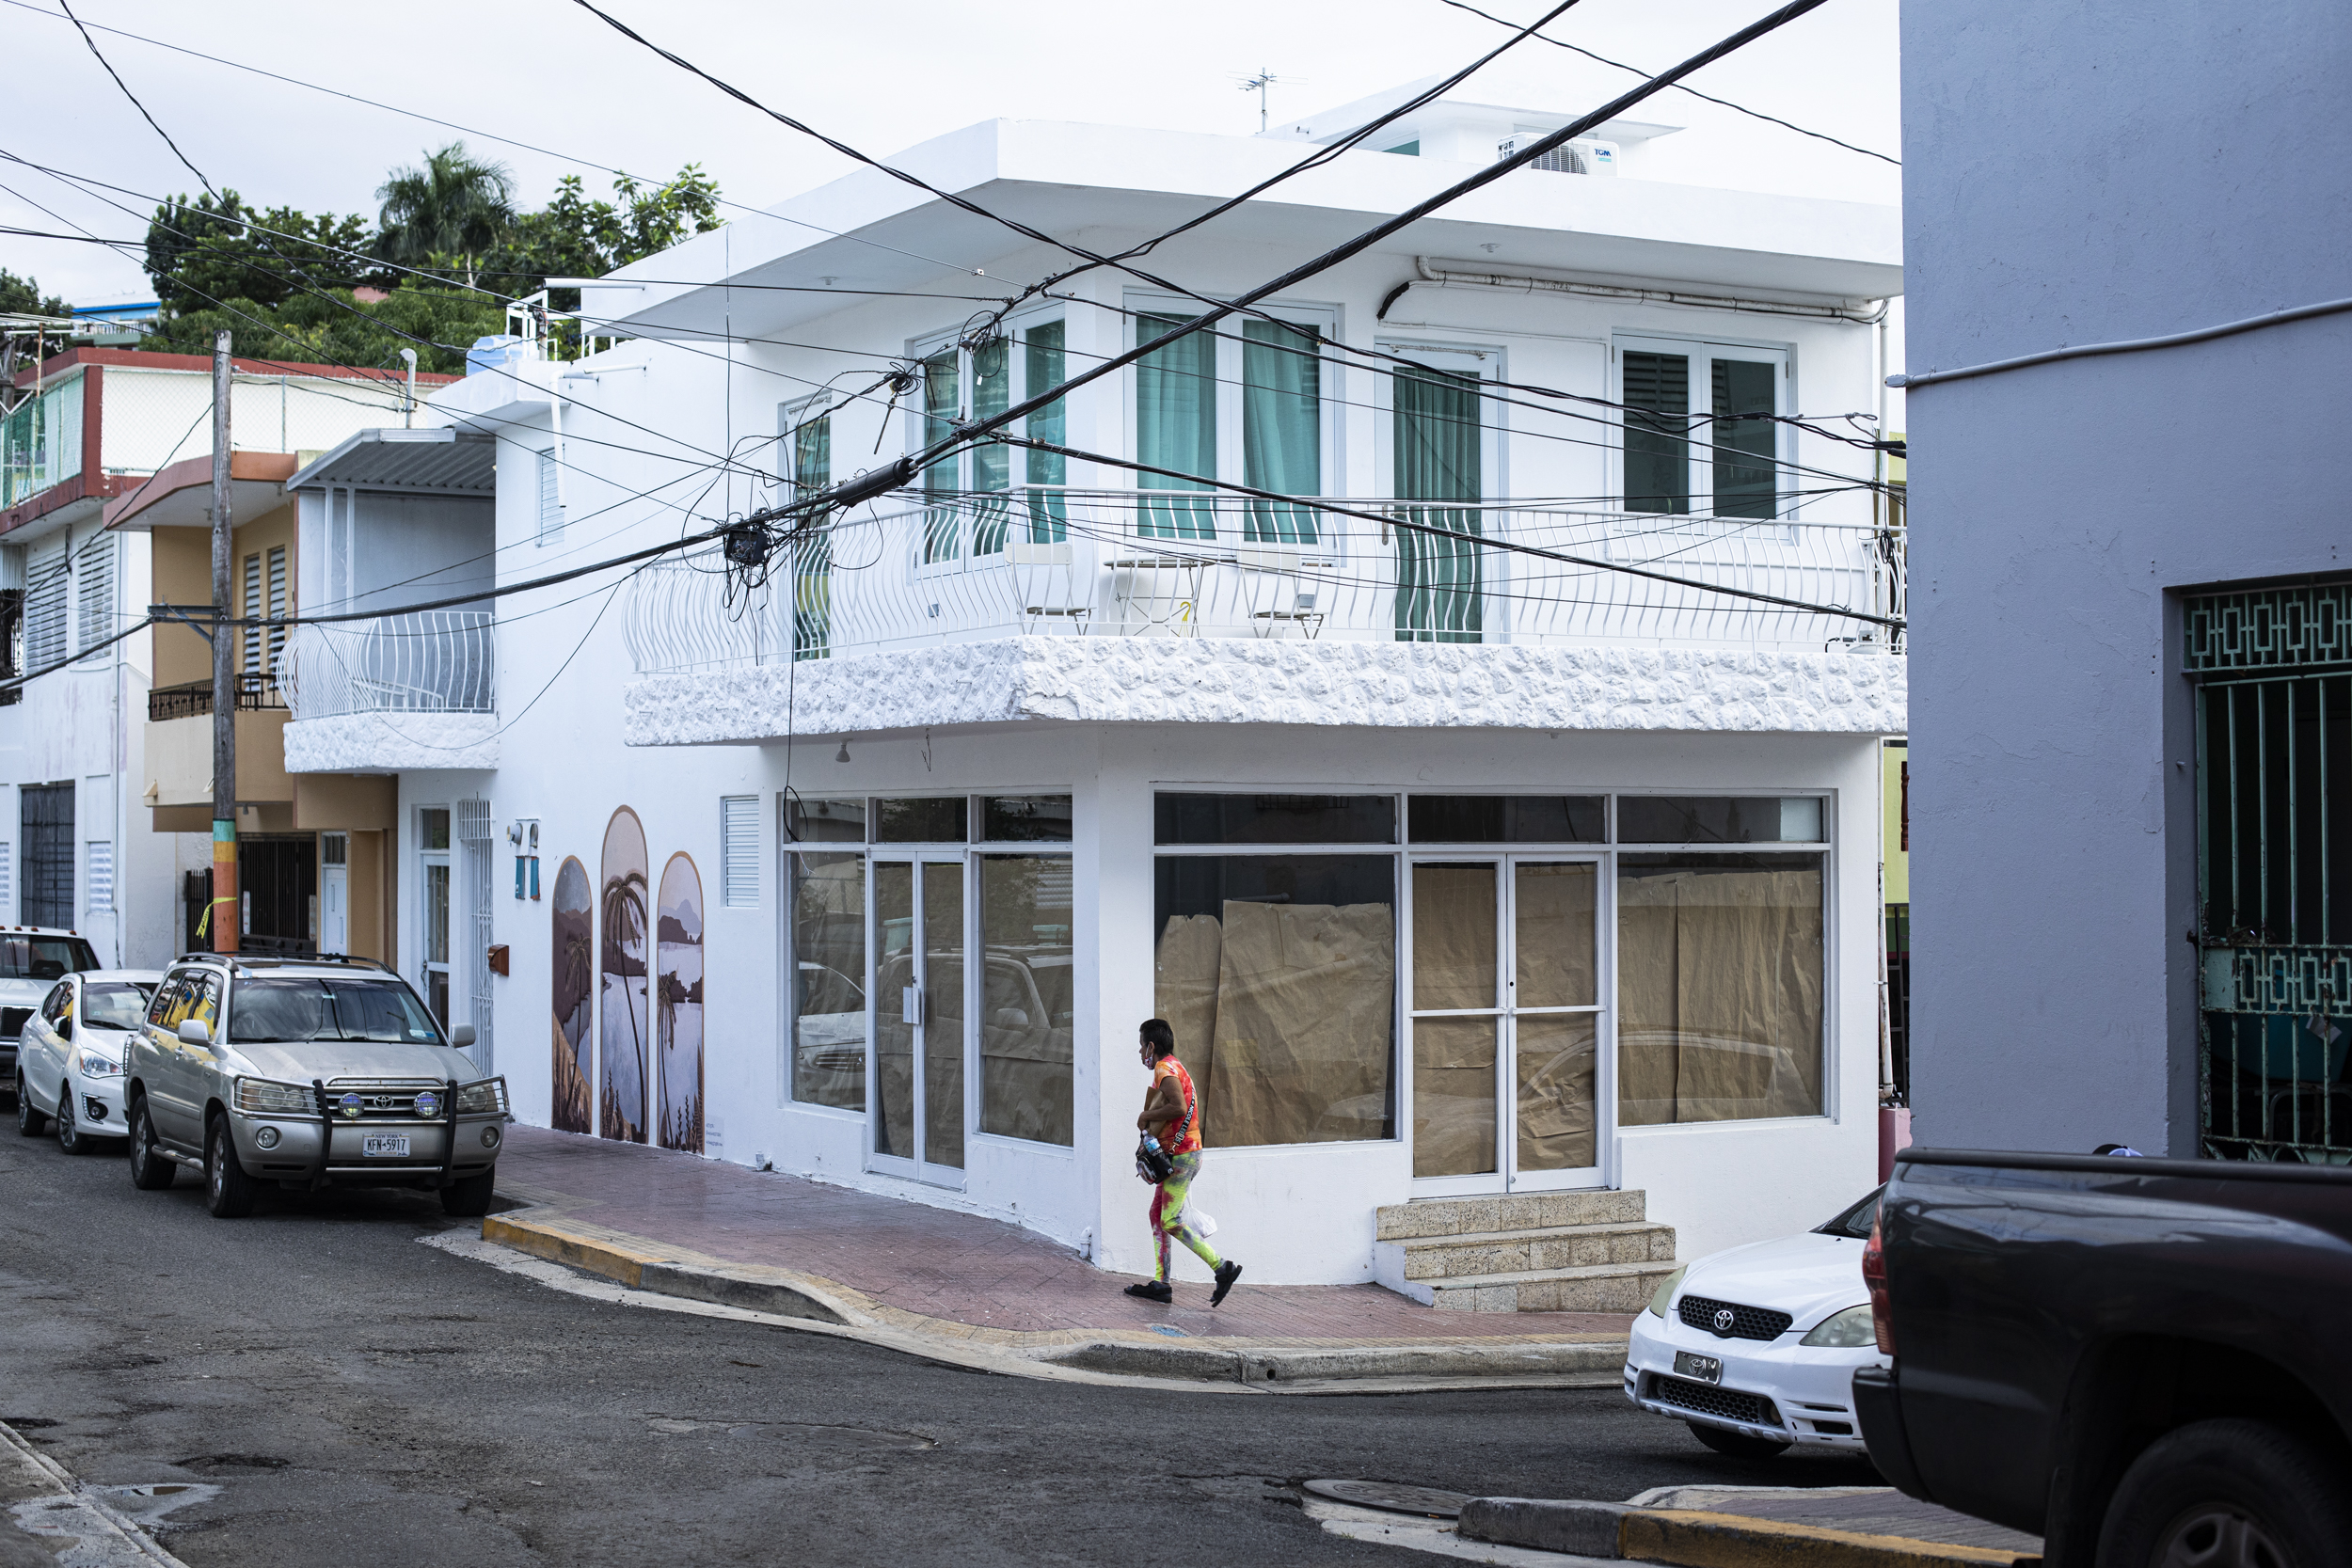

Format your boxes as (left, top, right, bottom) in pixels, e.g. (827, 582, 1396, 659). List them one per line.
(906, 306, 1068, 576)
(1121, 292, 1344, 537)
(1612, 332, 1793, 524)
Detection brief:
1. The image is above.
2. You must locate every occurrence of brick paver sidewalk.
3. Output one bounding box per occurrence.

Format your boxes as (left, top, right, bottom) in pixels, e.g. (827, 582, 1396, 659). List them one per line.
(495, 1127, 1634, 1345)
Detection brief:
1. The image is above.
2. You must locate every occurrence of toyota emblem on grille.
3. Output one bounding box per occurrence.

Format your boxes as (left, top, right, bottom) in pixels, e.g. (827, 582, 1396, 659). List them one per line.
(1713, 1307, 1737, 1333)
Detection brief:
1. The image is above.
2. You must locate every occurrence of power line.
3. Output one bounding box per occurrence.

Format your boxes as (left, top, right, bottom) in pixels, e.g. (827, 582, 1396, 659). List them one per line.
(771, 0, 1841, 528)
(1438, 0, 1899, 166)
(0, 0, 986, 281)
(55, 0, 222, 195)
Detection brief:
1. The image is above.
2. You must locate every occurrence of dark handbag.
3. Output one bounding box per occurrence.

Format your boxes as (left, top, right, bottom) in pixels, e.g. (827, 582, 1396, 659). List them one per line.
(1135, 1137, 1176, 1184)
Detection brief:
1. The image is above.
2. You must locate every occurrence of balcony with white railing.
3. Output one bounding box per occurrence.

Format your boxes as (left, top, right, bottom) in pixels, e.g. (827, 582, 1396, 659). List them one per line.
(622, 490, 1906, 745)
(281, 610, 500, 772)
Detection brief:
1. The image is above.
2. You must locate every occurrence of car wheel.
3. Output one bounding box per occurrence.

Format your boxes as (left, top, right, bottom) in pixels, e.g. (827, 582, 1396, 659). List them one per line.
(204, 1116, 258, 1218)
(440, 1169, 498, 1218)
(14, 1074, 45, 1138)
(2097, 1418, 2352, 1568)
(1688, 1421, 1792, 1460)
(127, 1095, 175, 1190)
(56, 1083, 88, 1155)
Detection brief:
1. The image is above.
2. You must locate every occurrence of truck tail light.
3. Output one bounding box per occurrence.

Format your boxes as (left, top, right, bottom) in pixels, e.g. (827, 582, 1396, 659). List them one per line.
(1862, 1208, 1895, 1355)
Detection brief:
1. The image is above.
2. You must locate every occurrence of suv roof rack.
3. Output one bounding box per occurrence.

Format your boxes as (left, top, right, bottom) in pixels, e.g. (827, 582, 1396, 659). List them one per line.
(172, 952, 393, 973)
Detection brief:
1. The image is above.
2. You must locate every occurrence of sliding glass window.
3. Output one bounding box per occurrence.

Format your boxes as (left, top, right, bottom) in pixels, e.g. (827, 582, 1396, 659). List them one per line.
(912, 314, 1067, 563)
(1131, 296, 1332, 544)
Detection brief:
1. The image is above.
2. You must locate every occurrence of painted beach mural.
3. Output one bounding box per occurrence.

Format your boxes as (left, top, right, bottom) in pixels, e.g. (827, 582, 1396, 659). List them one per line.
(599, 807, 651, 1144)
(550, 855, 594, 1133)
(655, 853, 706, 1153)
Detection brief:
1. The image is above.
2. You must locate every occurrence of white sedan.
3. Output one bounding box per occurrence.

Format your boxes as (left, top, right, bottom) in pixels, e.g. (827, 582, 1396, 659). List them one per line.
(13, 969, 163, 1154)
(1623, 1187, 1885, 1458)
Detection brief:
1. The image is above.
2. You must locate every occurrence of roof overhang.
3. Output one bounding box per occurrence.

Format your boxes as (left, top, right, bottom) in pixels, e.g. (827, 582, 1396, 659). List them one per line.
(103, 451, 297, 532)
(589, 118, 1901, 343)
(287, 427, 496, 496)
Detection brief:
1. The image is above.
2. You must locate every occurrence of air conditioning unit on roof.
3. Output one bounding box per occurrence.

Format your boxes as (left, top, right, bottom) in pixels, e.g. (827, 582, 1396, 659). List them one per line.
(1496, 134, 1618, 176)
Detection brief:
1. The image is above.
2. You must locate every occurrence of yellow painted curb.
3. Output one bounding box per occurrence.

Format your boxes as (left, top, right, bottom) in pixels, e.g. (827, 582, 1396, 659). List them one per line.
(1624, 1510, 2037, 1568)
(482, 1212, 661, 1288)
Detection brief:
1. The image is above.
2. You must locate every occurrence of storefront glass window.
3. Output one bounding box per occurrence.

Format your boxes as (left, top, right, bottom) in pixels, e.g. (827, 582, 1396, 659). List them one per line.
(1616, 852, 1823, 1126)
(789, 850, 866, 1110)
(1617, 797, 1823, 845)
(787, 797, 866, 844)
(980, 795, 1073, 842)
(1154, 793, 1395, 846)
(1152, 854, 1395, 1147)
(1407, 795, 1605, 843)
(876, 797, 968, 843)
(978, 854, 1074, 1145)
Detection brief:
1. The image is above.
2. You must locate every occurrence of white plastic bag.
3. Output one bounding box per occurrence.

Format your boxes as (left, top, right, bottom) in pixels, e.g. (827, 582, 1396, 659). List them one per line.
(1183, 1206, 1218, 1238)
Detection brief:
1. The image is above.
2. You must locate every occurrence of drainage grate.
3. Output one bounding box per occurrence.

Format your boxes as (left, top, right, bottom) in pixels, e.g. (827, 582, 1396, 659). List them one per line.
(1302, 1480, 1472, 1518)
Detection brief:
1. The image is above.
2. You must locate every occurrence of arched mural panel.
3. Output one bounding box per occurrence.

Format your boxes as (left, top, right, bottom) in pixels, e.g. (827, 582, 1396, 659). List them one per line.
(550, 856, 593, 1133)
(656, 853, 705, 1153)
(599, 808, 650, 1144)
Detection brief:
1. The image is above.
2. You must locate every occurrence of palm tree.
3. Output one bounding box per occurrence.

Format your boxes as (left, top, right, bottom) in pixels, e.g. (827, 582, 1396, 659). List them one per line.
(599, 868, 649, 1141)
(375, 143, 516, 290)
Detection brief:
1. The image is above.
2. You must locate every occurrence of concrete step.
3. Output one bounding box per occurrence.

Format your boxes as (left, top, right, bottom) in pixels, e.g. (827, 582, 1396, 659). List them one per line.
(1395, 1220, 1677, 1281)
(1422, 1259, 1680, 1315)
(1375, 1189, 1648, 1242)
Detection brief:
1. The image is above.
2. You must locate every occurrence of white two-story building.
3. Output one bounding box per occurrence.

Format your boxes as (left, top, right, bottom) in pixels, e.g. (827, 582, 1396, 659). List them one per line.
(378, 83, 1905, 1300)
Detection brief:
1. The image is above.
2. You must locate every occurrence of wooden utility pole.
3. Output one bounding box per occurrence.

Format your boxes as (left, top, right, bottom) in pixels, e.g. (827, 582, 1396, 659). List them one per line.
(210, 329, 238, 954)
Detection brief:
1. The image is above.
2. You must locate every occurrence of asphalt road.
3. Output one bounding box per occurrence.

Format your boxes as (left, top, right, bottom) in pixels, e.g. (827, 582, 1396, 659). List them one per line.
(0, 1126, 1879, 1567)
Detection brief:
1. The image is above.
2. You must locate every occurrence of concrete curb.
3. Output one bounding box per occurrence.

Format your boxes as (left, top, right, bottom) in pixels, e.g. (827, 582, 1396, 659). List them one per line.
(1460, 1498, 2038, 1567)
(479, 1208, 1629, 1390)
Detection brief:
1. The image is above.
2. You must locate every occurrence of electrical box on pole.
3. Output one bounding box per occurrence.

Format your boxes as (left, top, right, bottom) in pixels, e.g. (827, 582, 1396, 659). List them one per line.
(210, 329, 238, 955)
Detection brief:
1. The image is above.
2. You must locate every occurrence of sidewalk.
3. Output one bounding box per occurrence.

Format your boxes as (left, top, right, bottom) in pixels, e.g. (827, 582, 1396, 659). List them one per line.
(480, 1127, 1633, 1388)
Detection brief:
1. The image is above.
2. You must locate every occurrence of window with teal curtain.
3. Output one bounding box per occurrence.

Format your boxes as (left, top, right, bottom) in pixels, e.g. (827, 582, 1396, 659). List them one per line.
(1711, 357, 1778, 518)
(969, 336, 1012, 555)
(1024, 322, 1068, 544)
(921, 348, 961, 562)
(1392, 363, 1483, 643)
(1242, 320, 1320, 544)
(1135, 311, 1216, 540)
(791, 415, 832, 661)
(1622, 351, 1690, 515)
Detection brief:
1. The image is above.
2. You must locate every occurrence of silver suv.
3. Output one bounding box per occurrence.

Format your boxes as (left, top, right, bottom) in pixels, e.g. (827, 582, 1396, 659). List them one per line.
(122, 954, 509, 1219)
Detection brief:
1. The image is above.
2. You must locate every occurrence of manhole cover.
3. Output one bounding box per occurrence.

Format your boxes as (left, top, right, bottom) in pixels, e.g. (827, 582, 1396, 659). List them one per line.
(1303, 1479, 1471, 1518)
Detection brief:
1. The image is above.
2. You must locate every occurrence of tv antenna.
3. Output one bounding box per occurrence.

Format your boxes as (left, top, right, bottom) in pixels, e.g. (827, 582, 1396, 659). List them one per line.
(1234, 69, 1300, 134)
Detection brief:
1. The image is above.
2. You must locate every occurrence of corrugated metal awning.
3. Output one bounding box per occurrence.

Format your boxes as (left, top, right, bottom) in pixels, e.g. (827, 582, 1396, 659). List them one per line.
(287, 427, 495, 495)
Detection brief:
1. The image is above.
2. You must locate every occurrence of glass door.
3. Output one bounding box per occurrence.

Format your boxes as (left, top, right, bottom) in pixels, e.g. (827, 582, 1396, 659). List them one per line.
(870, 858, 966, 1186)
(1410, 856, 1604, 1193)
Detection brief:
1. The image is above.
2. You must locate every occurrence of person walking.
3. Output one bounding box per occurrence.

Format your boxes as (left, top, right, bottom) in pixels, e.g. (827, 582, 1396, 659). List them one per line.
(1126, 1019, 1242, 1307)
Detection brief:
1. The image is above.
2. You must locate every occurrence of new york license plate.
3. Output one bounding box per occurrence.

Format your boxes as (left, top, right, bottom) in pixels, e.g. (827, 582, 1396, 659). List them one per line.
(362, 1133, 412, 1159)
(1674, 1351, 1723, 1385)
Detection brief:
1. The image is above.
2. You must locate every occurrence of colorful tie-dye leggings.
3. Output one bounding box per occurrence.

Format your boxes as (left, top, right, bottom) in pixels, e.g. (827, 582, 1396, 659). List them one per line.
(1150, 1151, 1223, 1284)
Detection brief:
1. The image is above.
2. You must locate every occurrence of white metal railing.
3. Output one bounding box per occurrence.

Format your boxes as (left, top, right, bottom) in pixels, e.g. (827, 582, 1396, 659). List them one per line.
(626, 490, 1905, 677)
(283, 610, 496, 720)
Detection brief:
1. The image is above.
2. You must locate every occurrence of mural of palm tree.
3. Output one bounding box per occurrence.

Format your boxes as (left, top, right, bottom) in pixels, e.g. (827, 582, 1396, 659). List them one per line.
(375, 142, 516, 290)
(601, 867, 649, 1140)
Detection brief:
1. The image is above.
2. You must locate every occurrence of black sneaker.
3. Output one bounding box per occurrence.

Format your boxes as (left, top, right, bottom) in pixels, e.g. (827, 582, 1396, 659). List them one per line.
(1211, 1260, 1242, 1307)
(1124, 1280, 1173, 1304)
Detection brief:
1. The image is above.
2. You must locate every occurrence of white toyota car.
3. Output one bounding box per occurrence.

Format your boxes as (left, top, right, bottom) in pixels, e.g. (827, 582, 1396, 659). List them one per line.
(13, 969, 164, 1154)
(1624, 1187, 1885, 1458)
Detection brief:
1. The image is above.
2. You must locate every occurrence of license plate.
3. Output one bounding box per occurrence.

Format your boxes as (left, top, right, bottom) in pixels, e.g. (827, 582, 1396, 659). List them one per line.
(1674, 1351, 1723, 1385)
(362, 1133, 412, 1159)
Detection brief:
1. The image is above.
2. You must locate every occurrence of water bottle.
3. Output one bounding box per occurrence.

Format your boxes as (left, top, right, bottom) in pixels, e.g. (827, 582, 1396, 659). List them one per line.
(1141, 1133, 1164, 1157)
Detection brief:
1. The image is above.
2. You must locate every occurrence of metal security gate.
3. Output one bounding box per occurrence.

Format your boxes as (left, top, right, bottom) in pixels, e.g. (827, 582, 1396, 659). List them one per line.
(19, 783, 72, 929)
(2190, 583, 2352, 1162)
(457, 798, 495, 1070)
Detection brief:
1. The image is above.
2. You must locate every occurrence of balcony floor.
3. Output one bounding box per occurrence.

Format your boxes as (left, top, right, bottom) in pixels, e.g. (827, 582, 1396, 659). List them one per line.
(622, 635, 1904, 747)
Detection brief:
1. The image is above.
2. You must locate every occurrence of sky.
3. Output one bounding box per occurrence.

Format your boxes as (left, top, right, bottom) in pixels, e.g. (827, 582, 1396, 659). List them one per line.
(3, 0, 1901, 310)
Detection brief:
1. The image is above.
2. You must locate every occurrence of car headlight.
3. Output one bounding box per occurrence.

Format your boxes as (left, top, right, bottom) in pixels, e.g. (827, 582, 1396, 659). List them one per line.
(74, 1051, 125, 1079)
(455, 1077, 509, 1116)
(234, 1078, 316, 1116)
(1800, 1303, 1878, 1348)
(1645, 1265, 1688, 1319)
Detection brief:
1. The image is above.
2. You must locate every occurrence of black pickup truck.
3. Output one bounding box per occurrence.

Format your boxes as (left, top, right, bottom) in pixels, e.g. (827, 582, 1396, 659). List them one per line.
(1854, 1148, 2352, 1568)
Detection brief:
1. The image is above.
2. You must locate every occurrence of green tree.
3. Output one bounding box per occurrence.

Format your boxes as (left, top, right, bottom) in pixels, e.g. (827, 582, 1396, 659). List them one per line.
(374, 143, 517, 291)
(0, 270, 72, 319)
(144, 189, 382, 314)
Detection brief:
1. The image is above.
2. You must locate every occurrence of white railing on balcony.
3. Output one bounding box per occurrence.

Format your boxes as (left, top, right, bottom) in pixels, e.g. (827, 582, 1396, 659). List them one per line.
(626, 490, 1904, 677)
(283, 610, 496, 721)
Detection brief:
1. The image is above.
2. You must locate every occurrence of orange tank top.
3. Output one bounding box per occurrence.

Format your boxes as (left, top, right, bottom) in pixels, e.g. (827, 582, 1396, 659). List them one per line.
(1154, 1058, 1202, 1154)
